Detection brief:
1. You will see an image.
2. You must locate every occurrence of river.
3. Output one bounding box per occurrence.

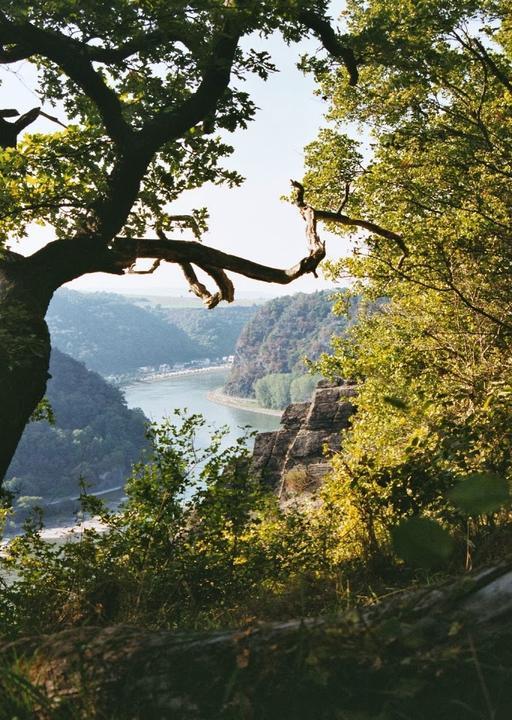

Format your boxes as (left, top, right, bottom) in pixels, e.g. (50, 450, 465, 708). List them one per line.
(123, 367, 281, 447)
(5, 369, 281, 540)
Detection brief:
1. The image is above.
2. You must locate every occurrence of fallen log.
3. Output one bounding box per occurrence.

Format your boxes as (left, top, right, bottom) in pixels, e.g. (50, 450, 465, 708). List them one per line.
(3, 562, 512, 719)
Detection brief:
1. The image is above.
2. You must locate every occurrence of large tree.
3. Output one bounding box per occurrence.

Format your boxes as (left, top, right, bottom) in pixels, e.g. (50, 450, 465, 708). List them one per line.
(0, 1, 361, 481)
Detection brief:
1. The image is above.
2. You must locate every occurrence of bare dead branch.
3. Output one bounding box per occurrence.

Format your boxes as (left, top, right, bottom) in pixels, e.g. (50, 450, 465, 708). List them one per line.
(95, 176, 328, 301)
(178, 261, 223, 309)
(0, 108, 19, 118)
(201, 265, 235, 303)
(291, 180, 408, 258)
(156, 225, 234, 307)
(39, 110, 68, 130)
(122, 236, 322, 283)
(289, 180, 326, 279)
(127, 258, 161, 275)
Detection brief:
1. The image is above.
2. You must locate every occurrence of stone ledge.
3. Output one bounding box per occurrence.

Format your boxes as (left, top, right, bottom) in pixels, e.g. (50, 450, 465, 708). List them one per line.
(251, 379, 356, 494)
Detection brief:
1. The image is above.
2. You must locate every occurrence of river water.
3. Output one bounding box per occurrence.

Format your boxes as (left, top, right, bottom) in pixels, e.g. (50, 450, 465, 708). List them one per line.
(6, 369, 281, 539)
(123, 367, 281, 448)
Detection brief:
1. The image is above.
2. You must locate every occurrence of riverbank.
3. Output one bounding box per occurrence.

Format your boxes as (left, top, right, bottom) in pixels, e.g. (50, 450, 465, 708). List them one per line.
(207, 387, 283, 418)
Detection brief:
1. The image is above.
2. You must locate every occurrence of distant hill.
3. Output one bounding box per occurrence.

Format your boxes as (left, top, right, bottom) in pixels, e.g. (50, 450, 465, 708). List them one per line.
(5, 349, 148, 506)
(47, 290, 259, 376)
(128, 293, 270, 308)
(224, 291, 353, 399)
(47, 290, 202, 376)
(155, 305, 259, 359)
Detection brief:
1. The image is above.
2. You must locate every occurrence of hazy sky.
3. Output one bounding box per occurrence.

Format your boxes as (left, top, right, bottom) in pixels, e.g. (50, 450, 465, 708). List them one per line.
(2, 8, 351, 298)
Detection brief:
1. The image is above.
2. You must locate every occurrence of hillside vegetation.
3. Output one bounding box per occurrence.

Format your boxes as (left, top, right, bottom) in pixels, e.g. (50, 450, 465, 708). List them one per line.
(153, 304, 258, 359)
(48, 290, 259, 377)
(47, 290, 202, 376)
(224, 290, 352, 401)
(5, 349, 147, 512)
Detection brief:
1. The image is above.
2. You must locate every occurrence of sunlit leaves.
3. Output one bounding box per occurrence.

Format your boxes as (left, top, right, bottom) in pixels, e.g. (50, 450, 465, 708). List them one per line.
(308, 1, 512, 570)
(302, 130, 364, 214)
(0, 126, 111, 240)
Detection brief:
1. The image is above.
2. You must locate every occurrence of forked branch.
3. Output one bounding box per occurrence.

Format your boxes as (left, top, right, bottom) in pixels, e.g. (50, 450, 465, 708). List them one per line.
(0, 107, 40, 148)
(112, 234, 326, 302)
(291, 180, 408, 259)
(156, 226, 234, 308)
(178, 261, 234, 309)
(112, 186, 326, 307)
(107, 185, 326, 307)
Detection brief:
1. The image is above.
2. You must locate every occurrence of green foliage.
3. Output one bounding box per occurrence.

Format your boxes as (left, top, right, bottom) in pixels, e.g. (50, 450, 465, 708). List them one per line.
(306, 0, 512, 566)
(0, 414, 351, 637)
(254, 371, 322, 409)
(290, 373, 322, 403)
(6, 349, 148, 505)
(254, 372, 292, 410)
(391, 517, 454, 569)
(302, 129, 364, 212)
(3, 410, 512, 719)
(29, 398, 55, 425)
(448, 474, 510, 517)
(225, 290, 352, 398)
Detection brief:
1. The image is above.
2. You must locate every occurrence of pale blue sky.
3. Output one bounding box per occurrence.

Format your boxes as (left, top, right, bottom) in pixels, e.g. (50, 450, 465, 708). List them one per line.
(2, 7, 351, 298)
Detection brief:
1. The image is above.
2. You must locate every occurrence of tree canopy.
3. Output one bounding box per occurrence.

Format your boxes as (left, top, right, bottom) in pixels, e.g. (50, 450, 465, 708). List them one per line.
(0, 1, 359, 297)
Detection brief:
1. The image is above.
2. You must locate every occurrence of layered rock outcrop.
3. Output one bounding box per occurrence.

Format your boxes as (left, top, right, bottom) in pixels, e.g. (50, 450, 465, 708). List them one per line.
(252, 379, 357, 495)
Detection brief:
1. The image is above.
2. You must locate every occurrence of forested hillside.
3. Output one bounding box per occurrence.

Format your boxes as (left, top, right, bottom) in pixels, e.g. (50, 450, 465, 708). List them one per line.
(47, 290, 202, 376)
(5, 349, 148, 507)
(224, 290, 353, 401)
(156, 305, 258, 359)
(47, 290, 259, 376)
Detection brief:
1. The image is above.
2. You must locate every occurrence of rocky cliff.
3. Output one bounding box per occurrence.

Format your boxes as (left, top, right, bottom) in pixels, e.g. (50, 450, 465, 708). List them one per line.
(252, 379, 357, 495)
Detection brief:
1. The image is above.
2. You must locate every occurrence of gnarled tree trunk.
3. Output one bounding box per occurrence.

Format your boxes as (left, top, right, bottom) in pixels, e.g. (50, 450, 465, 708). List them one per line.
(0, 255, 52, 482)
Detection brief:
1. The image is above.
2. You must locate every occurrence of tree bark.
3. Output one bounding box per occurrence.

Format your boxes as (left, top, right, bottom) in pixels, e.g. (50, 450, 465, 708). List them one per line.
(0, 255, 53, 483)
